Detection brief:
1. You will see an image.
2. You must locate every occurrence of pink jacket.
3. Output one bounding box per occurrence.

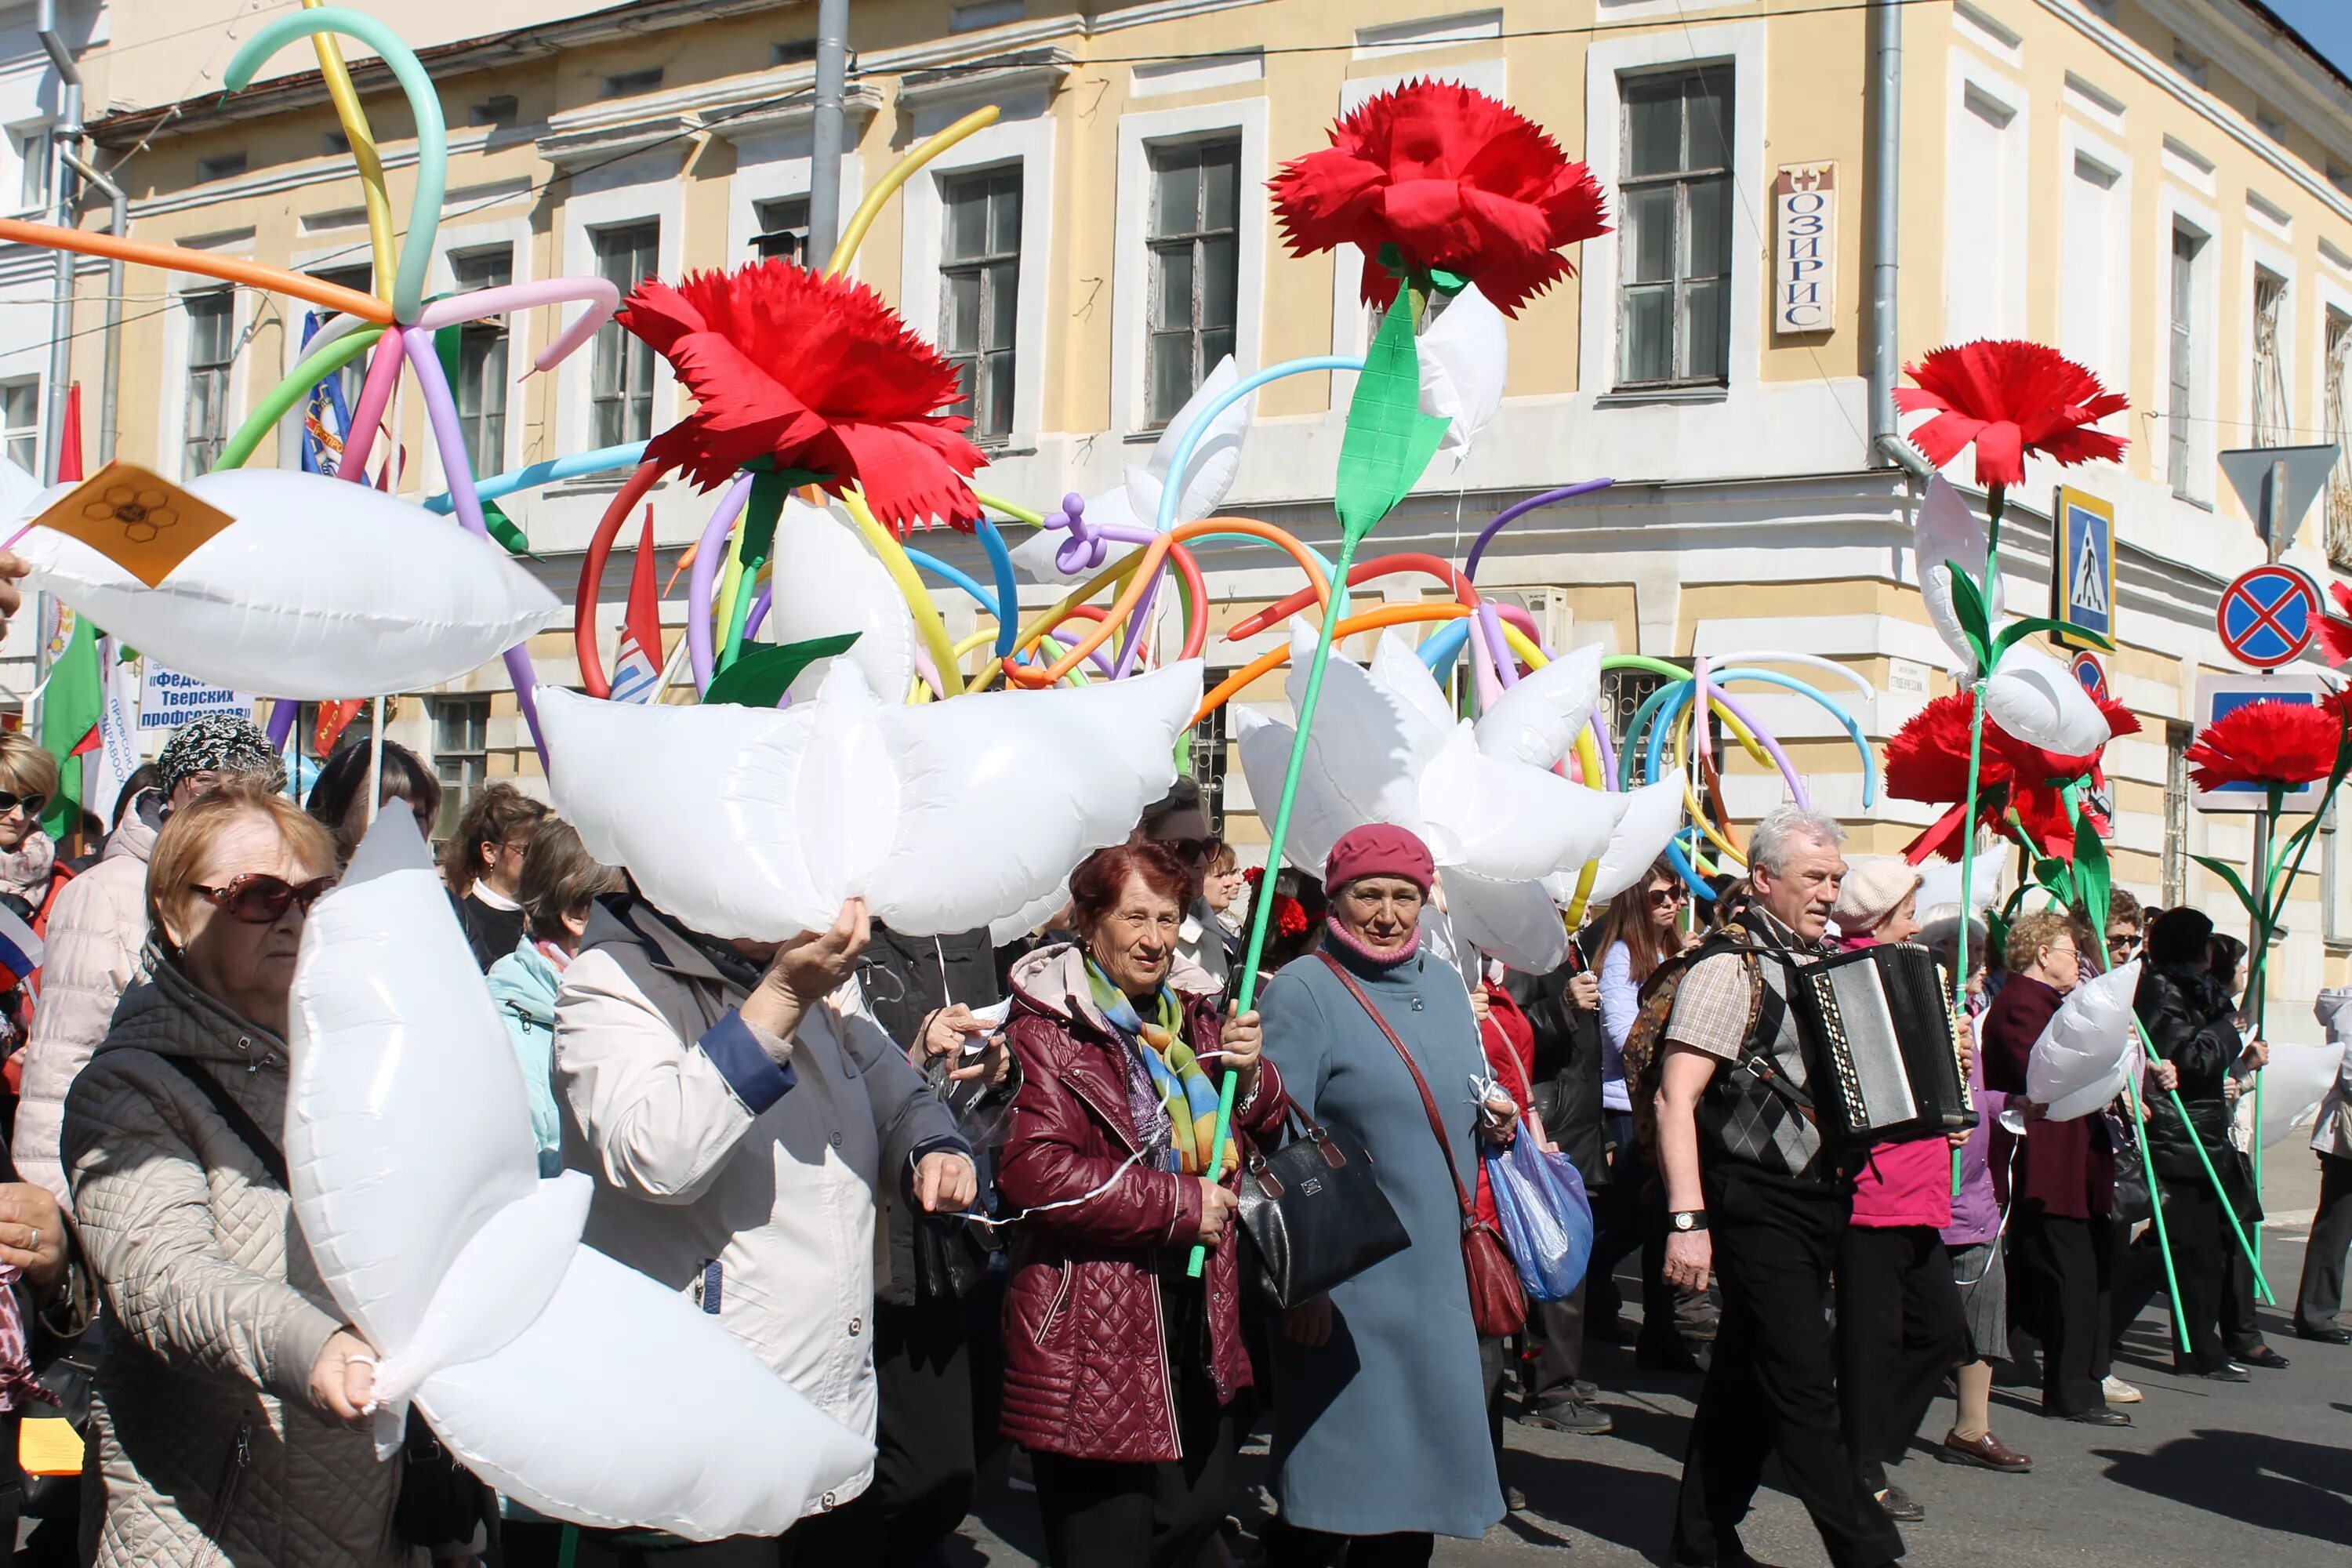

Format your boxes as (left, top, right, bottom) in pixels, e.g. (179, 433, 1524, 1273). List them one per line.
(1837, 930, 1955, 1229)
(19, 803, 156, 1210)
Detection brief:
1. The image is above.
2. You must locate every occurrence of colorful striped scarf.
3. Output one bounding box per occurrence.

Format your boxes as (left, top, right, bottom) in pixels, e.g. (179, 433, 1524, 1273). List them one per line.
(1085, 958, 1232, 1177)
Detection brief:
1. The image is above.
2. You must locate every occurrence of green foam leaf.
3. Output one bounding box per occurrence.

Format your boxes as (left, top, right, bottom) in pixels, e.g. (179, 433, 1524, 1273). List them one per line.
(702, 633, 861, 710)
(1334, 295, 1451, 544)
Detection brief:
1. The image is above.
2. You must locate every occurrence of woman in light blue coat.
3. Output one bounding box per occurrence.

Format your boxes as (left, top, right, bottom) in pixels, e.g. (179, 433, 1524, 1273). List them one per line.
(483, 822, 618, 1177)
(1259, 825, 1510, 1565)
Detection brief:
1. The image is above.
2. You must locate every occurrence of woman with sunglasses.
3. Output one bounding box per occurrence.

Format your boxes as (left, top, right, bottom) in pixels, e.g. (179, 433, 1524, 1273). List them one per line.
(60, 775, 412, 1568)
(0, 733, 67, 1040)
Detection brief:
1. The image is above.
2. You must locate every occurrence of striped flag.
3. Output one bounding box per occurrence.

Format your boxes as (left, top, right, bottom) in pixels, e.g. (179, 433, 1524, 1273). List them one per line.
(607, 506, 668, 705)
(0, 902, 43, 993)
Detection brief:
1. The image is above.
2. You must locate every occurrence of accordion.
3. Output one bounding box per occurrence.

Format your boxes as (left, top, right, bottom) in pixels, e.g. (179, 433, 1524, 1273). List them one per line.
(1780, 942, 1976, 1150)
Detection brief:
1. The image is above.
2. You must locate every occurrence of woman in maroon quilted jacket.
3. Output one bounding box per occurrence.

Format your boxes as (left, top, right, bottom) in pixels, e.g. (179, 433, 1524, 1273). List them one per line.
(997, 840, 1287, 1567)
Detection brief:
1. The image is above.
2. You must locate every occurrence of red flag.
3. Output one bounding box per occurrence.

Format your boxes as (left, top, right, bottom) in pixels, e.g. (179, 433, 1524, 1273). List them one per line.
(314, 699, 365, 756)
(56, 383, 82, 483)
(608, 506, 668, 703)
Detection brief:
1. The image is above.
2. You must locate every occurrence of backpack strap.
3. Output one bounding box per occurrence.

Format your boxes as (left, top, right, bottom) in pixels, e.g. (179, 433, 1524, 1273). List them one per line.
(155, 1054, 289, 1188)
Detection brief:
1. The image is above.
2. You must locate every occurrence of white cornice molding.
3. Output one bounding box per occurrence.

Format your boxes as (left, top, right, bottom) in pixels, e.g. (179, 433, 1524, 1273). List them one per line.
(701, 81, 884, 143)
(536, 114, 699, 170)
(2039, 0, 2352, 228)
(895, 47, 1076, 114)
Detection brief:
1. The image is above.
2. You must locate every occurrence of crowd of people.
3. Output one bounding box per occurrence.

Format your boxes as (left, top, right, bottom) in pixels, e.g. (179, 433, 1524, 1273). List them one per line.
(0, 714, 2336, 1568)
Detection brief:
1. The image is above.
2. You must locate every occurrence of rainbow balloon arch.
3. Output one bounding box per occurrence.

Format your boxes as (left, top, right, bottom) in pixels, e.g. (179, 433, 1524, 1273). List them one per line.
(0, 3, 1879, 895)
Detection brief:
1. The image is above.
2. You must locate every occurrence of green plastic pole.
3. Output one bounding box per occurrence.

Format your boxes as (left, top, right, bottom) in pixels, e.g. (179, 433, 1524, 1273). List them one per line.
(1186, 531, 1362, 1278)
(2121, 1058, 2194, 1357)
(2167, 1083, 2277, 1304)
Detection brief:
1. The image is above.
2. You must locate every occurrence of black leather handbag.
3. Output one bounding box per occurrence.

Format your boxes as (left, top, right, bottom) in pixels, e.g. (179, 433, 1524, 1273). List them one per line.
(1236, 1107, 1410, 1309)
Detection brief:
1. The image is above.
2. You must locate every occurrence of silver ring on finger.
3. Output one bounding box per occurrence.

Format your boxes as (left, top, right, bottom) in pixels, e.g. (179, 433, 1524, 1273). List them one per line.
(24, 1226, 35, 1252)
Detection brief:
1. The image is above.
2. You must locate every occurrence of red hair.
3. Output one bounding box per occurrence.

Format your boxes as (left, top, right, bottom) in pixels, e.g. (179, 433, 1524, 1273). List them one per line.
(1069, 841, 1201, 933)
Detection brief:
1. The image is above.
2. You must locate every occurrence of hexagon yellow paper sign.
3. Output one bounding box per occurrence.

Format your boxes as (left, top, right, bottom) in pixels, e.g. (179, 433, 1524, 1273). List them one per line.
(31, 462, 237, 586)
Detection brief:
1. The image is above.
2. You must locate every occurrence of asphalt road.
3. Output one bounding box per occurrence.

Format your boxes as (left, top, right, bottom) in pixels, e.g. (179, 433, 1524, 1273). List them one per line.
(957, 1153, 2350, 1566)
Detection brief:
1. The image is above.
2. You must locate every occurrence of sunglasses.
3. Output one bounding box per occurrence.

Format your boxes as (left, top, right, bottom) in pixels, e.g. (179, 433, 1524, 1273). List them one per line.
(1647, 885, 1690, 906)
(0, 790, 47, 819)
(1161, 836, 1219, 866)
(192, 873, 337, 924)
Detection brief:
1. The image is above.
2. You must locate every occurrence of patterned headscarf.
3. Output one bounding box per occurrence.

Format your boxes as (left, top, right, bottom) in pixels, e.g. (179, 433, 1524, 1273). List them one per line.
(156, 713, 288, 800)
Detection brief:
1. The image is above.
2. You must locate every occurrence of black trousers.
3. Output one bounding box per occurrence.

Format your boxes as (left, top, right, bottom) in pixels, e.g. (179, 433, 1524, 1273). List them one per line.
(1527, 1279, 1588, 1395)
(2008, 1208, 2113, 1414)
(1835, 1225, 1967, 1493)
(872, 1298, 975, 1568)
(2297, 1152, 2352, 1333)
(2161, 1179, 2260, 1370)
(565, 1497, 880, 1567)
(1592, 1112, 1690, 1350)
(1029, 1380, 1237, 1568)
(1671, 1168, 1904, 1568)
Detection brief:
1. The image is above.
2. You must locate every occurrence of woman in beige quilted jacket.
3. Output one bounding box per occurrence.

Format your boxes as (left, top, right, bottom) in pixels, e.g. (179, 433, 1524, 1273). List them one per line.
(61, 778, 411, 1567)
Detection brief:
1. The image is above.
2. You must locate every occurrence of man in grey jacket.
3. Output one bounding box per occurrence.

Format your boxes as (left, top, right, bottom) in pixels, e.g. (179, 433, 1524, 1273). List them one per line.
(554, 890, 974, 1562)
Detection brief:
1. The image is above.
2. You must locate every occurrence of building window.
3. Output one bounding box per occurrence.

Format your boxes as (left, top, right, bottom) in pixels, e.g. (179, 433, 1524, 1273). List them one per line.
(2161, 720, 2190, 906)
(2172, 43, 2208, 89)
(310, 265, 373, 418)
(2251, 267, 2288, 451)
(183, 289, 235, 477)
(16, 127, 47, 212)
(2168, 227, 2201, 499)
(433, 695, 493, 835)
(1616, 67, 1733, 388)
(601, 69, 663, 100)
(0, 379, 34, 474)
(950, 0, 1025, 31)
(2327, 309, 2352, 571)
(753, 197, 811, 264)
(939, 168, 1022, 442)
(452, 248, 513, 481)
(1145, 139, 1240, 426)
(472, 95, 519, 129)
(195, 152, 248, 183)
(590, 223, 659, 448)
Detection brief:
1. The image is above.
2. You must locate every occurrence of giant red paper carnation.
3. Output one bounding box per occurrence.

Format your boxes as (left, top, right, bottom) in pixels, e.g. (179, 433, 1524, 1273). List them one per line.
(619, 260, 985, 534)
(2184, 696, 2351, 792)
(1892, 340, 2128, 489)
(1886, 690, 2138, 859)
(1269, 79, 1610, 317)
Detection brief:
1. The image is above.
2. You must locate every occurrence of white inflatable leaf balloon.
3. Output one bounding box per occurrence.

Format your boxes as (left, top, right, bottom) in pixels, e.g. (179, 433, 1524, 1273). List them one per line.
(989, 880, 1072, 947)
(1370, 630, 1457, 739)
(1915, 847, 2008, 916)
(289, 812, 869, 1537)
(1441, 869, 1570, 975)
(1419, 724, 1621, 884)
(1417, 284, 1508, 458)
(2255, 1040, 2343, 1149)
(1011, 357, 1249, 581)
(543, 659, 1204, 941)
(1579, 779, 1684, 904)
(2026, 960, 2142, 1122)
(762, 499, 917, 702)
(1475, 643, 1604, 771)
(1287, 623, 1443, 833)
(1985, 644, 2111, 757)
(1232, 704, 1366, 879)
(16, 468, 558, 699)
(1914, 474, 2005, 676)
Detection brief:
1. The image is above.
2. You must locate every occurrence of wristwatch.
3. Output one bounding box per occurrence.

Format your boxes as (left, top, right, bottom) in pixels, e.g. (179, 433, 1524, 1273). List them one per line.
(1669, 1210, 1709, 1234)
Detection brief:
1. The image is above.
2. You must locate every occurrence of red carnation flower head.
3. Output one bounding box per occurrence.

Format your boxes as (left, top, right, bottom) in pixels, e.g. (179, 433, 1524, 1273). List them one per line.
(1886, 690, 2133, 859)
(2185, 696, 2350, 792)
(618, 260, 986, 535)
(1892, 340, 2127, 489)
(1270, 79, 1610, 317)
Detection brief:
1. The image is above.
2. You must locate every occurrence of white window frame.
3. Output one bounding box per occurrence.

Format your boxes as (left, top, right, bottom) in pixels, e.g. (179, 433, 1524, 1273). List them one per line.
(557, 151, 687, 463)
(424, 214, 536, 490)
(1942, 56, 2029, 344)
(1577, 20, 1765, 400)
(1327, 57, 1507, 406)
(726, 130, 865, 266)
(2056, 117, 2132, 434)
(2154, 187, 2220, 506)
(158, 278, 251, 483)
(1112, 96, 1268, 439)
(2241, 234, 2298, 462)
(897, 107, 1055, 448)
(9, 121, 50, 217)
(0, 375, 38, 476)
(2308, 265, 2352, 565)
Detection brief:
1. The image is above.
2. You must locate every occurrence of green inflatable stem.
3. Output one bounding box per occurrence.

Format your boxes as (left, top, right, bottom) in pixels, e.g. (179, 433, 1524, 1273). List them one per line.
(2121, 1058, 2194, 1356)
(226, 9, 448, 323)
(215, 323, 383, 471)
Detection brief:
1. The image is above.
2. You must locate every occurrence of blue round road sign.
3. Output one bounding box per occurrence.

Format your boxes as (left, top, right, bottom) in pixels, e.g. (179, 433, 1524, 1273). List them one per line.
(2217, 564, 2321, 670)
(2070, 651, 2107, 699)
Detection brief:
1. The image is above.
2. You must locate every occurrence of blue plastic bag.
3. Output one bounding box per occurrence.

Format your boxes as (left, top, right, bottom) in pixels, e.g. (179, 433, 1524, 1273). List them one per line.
(1485, 1134, 1594, 1302)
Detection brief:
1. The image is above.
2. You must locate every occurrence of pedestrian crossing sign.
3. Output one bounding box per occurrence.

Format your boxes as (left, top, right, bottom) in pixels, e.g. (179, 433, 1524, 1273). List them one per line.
(2051, 485, 2114, 650)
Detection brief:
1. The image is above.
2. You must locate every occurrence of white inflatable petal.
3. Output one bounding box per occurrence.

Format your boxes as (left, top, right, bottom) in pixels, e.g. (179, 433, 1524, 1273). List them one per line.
(1417, 285, 1508, 458)
(1474, 643, 1604, 770)
(1915, 474, 2005, 676)
(544, 663, 1200, 942)
(1986, 644, 2111, 756)
(762, 499, 916, 702)
(288, 811, 543, 1360)
(416, 1245, 872, 1540)
(1915, 848, 2008, 916)
(1441, 871, 1569, 974)
(1145, 355, 1249, 523)
(372, 1176, 592, 1403)
(2027, 960, 2142, 1122)
(1418, 723, 1623, 884)
(1233, 710, 1367, 879)
(18, 469, 558, 699)
(1583, 780, 1685, 904)
(1288, 623, 1442, 830)
(542, 690, 830, 938)
(2256, 1041, 2344, 1148)
(1370, 629, 1458, 739)
(990, 880, 1072, 946)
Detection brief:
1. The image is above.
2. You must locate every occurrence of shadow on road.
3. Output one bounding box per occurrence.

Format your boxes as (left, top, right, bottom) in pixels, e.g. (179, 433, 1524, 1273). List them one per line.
(2096, 1429, 2352, 1548)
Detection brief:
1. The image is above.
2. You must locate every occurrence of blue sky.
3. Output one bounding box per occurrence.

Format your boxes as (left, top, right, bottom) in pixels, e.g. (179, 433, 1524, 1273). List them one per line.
(2266, 0, 2352, 78)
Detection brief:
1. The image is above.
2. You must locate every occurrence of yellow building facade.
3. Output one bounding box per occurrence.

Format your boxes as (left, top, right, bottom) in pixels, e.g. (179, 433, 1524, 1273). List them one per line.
(16, 0, 2352, 1025)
